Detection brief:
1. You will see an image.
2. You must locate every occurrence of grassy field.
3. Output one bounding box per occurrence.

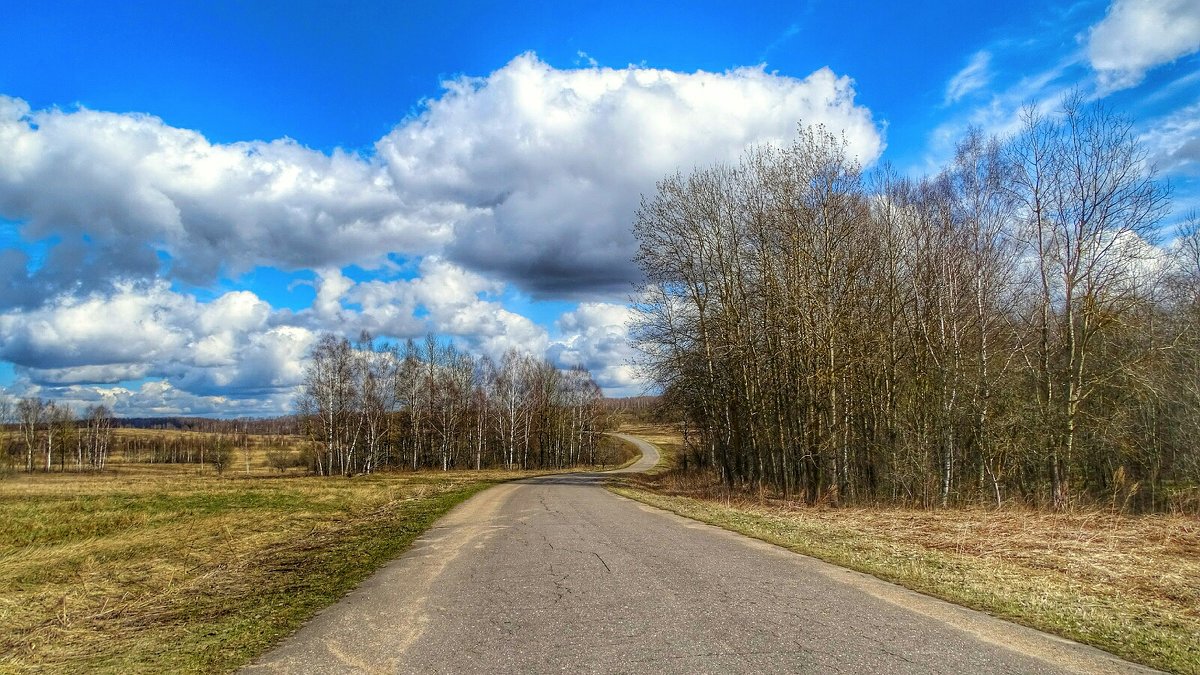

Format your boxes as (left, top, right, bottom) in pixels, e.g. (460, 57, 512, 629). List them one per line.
(0, 427, 309, 478)
(0, 465, 550, 673)
(611, 424, 1200, 674)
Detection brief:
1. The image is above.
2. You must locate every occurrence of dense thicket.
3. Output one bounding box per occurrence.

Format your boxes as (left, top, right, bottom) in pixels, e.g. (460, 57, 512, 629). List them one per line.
(633, 95, 1197, 510)
(295, 334, 613, 475)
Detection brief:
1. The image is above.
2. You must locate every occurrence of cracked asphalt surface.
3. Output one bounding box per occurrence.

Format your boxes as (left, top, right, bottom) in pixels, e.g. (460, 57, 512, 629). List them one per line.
(245, 434, 1152, 674)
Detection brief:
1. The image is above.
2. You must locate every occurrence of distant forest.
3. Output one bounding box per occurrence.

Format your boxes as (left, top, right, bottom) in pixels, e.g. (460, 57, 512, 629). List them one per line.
(107, 417, 301, 434)
(634, 94, 1199, 511)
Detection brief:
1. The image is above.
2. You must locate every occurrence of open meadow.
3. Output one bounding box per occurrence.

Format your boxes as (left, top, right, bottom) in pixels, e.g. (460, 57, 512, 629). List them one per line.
(0, 429, 635, 673)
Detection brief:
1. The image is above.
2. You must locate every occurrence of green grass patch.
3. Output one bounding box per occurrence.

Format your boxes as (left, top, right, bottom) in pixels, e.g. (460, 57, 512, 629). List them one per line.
(0, 469, 532, 673)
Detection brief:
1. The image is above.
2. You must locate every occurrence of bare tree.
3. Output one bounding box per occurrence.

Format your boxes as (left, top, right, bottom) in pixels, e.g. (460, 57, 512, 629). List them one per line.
(82, 405, 114, 470)
(0, 397, 13, 472)
(46, 403, 75, 472)
(294, 334, 610, 474)
(1009, 94, 1170, 507)
(17, 398, 44, 473)
(632, 99, 1180, 510)
(297, 334, 359, 475)
(210, 434, 232, 475)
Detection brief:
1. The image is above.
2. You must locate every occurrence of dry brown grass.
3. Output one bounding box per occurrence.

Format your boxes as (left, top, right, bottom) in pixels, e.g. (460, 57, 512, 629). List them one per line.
(0, 462, 549, 673)
(612, 425, 1200, 673)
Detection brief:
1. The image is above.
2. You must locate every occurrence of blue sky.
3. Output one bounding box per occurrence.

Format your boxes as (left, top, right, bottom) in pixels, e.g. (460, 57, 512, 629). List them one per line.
(0, 0, 1197, 416)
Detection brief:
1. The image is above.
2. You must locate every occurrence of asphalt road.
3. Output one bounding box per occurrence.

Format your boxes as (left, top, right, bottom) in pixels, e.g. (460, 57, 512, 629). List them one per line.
(245, 433, 1151, 674)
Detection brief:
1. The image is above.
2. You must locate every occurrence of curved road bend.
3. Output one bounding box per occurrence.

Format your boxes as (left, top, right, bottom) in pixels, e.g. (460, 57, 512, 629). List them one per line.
(245, 433, 1151, 674)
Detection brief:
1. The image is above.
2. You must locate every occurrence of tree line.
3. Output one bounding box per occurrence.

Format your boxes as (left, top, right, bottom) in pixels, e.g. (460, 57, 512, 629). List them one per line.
(295, 333, 614, 475)
(0, 399, 115, 473)
(110, 416, 301, 435)
(0, 337, 613, 477)
(633, 94, 1198, 511)
(0, 398, 297, 474)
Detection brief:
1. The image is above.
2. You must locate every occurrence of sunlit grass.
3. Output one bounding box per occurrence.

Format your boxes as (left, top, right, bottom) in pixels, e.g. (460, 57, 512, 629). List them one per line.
(0, 466, 541, 673)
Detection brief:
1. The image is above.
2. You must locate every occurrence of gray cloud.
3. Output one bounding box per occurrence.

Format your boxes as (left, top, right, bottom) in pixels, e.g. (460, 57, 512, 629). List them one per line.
(0, 96, 448, 298)
(379, 54, 884, 297)
(0, 55, 883, 303)
(0, 54, 886, 412)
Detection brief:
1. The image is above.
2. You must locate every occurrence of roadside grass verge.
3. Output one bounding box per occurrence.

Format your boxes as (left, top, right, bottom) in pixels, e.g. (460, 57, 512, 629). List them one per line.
(610, 433, 1199, 673)
(0, 468, 540, 673)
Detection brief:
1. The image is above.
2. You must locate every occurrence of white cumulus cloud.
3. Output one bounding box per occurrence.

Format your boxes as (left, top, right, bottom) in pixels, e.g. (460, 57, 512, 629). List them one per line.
(0, 52, 885, 412)
(548, 302, 643, 395)
(1088, 0, 1200, 90)
(0, 55, 883, 303)
(379, 53, 884, 295)
(336, 258, 550, 358)
(0, 96, 448, 292)
(0, 282, 317, 400)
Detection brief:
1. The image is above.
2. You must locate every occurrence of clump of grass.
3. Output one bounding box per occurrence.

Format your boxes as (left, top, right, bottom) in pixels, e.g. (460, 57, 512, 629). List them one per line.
(0, 468, 537, 673)
(612, 426, 1200, 674)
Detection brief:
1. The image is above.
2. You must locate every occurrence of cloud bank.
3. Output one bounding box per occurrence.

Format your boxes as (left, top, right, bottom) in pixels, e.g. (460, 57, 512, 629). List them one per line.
(0, 54, 883, 302)
(0, 54, 883, 413)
